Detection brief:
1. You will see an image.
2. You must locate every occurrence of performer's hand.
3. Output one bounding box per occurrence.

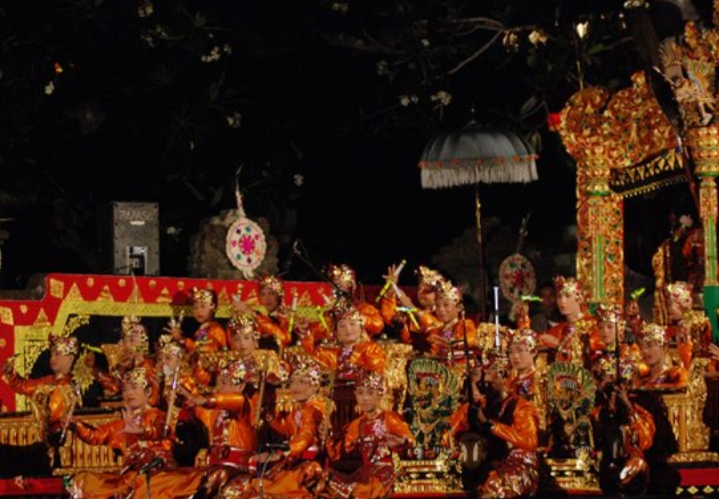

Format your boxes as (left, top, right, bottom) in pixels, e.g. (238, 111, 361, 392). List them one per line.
(295, 317, 311, 337)
(382, 265, 399, 285)
(616, 385, 632, 412)
(119, 407, 143, 434)
(84, 352, 96, 369)
(475, 406, 488, 424)
(396, 290, 413, 309)
(232, 299, 253, 315)
(709, 343, 719, 363)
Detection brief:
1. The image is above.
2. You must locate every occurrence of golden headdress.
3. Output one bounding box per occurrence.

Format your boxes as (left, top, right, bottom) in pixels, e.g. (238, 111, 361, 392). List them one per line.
(356, 370, 386, 393)
(192, 287, 217, 307)
(158, 335, 183, 358)
(595, 303, 624, 325)
(553, 276, 584, 300)
(638, 322, 667, 347)
(121, 315, 142, 337)
(49, 334, 79, 357)
(227, 313, 260, 340)
(256, 274, 284, 297)
(124, 366, 151, 389)
(507, 328, 537, 352)
(667, 281, 693, 310)
(331, 303, 366, 327)
(482, 350, 510, 376)
(287, 354, 322, 386)
(436, 280, 463, 306)
(326, 263, 357, 290)
(219, 359, 249, 386)
(416, 265, 445, 289)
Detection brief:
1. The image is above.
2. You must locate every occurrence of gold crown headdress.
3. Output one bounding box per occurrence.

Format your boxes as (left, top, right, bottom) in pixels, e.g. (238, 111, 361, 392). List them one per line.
(356, 370, 386, 393)
(256, 274, 285, 297)
(639, 322, 667, 347)
(192, 287, 217, 307)
(288, 354, 322, 386)
(436, 280, 463, 306)
(121, 315, 142, 336)
(331, 304, 366, 327)
(219, 360, 248, 386)
(667, 281, 693, 310)
(415, 265, 445, 289)
(124, 367, 151, 389)
(553, 276, 584, 299)
(595, 303, 624, 325)
(508, 328, 537, 352)
(482, 350, 510, 375)
(49, 334, 79, 357)
(158, 335, 183, 358)
(227, 313, 260, 340)
(326, 263, 357, 290)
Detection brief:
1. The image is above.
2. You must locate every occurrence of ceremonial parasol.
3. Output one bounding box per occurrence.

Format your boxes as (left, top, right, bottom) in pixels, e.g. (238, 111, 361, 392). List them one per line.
(418, 117, 538, 318)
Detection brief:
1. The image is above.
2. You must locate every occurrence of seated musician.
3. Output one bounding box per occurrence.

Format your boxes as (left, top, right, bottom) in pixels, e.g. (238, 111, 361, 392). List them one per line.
(450, 351, 540, 499)
(665, 281, 710, 369)
(1, 335, 82, 477)
(590, 356, 655, 496)
(298, 303, 386, 381)
(232, 274, 292, 349)
(323, 370, 414, 499)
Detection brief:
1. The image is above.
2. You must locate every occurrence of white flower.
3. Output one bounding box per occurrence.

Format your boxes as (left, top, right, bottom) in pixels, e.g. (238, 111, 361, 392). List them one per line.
(575, 22, 590, 39)
(293, 174, 304, 187)
(410, 95, 419, 104)
(623, 0, 648, 8)
(679, 215, 694, 229)
(44, 81, 55, 95)
(431, 90, 452, 106)
(226, 111, 242, 128)
(223, 44, 232, 55)
(165, 226, 182, 236)
(528, 30, 548, 46)
(331, 2, 349, 12)
(400, 95, 411, 107)
(376, 60, 389, 76)
(421, 38, 430, 48)
(201, 46, 222, 63)
(138, 2, 154, 17)
(140, 34, 155, 47)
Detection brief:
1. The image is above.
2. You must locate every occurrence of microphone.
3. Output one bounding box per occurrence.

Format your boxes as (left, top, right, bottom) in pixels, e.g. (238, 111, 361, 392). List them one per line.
(139, 457, 164, 474)
(261, 443, 290, 451)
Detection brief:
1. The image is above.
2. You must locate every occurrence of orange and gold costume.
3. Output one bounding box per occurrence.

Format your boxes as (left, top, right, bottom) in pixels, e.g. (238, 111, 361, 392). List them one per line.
(452, 395, 540, 499)
(67, 406, 197, 499)
(256, 312, 292, 347)
(324, 410, 414, 499)
(300, 335, 386, 380)
(632, 365, 688, 392)
(311, 301, 385, 342)
(182, 320, 227, 353)
(232, 393, 329, 499)
(542, 315, 599, 365)
(416, 314, 478, 360)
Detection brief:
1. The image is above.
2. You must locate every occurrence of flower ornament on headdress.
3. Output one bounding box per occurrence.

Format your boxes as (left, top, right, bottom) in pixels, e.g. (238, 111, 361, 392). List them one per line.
(49, 334, 79, 357)
(124, 367, 151, 389)
(595, 303, 624, 325)
(192, 287, 217, 308)
(415, 265, 445, 289)
(326, 263, 357, 290)
(553, 276, 584, 300)
(288, 354, 322, 386)
(508, 328, 537, 353)
(436, 280, 463, 307)
(639, 322, 667, 347)
(227, 313, 260, 340)
(256, 274, 284, 297)
(219, 360, 248, 386)
(667, 281, 693, 310)
(331, 304, 366, 327)
(356, 370, 386, 393)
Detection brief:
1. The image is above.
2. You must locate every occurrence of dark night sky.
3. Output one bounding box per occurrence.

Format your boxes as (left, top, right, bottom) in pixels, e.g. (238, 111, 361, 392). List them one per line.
(0, 1, 698, 290)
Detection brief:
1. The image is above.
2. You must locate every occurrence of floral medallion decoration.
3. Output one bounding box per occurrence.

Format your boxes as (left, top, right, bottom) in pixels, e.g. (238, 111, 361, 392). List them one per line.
(226, 184, 266, 278)
(498, 253, 536, 303)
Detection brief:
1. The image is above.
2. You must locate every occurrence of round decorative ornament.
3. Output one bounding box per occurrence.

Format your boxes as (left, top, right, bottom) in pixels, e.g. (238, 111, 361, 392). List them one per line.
(225, 186, 266, 278)
(498, 253, 536, 302)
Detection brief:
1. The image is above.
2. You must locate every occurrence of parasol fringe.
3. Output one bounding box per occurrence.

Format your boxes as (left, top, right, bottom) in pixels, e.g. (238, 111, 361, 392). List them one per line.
(420, 159, 538, 189)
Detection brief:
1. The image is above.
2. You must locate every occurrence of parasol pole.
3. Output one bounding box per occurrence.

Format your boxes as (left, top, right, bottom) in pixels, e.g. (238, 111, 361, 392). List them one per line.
(475, 186, 488, 320)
